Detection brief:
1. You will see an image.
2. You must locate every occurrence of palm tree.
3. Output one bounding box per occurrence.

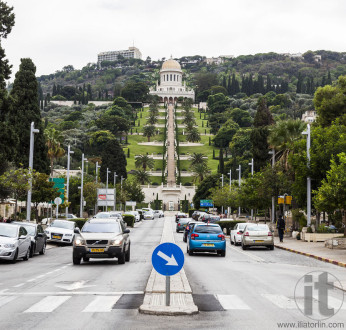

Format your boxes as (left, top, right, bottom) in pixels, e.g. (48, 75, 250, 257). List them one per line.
(192, 163, 209, 183)
(186, 127, 201, 142)
(190, 153, 207, 166)
(147, 113, 158, 125)
(133, 169, 151, 185)
(44, 127, 65, 176)
(135, 154, 154, 171)
(143, 125, 156, 142)
(268, 119, 306, 170)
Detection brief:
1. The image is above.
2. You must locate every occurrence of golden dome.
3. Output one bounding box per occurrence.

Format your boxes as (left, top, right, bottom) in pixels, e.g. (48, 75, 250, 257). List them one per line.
(161, 59, 181, 70)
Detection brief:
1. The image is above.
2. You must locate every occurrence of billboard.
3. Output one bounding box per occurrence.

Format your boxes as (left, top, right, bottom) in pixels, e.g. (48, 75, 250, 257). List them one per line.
(200, 199, 213, 207)
(97, 188, 115, 207)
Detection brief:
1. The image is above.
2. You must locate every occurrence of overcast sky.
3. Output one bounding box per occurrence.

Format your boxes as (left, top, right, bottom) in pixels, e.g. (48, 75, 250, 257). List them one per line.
(3, 0, 346, 78)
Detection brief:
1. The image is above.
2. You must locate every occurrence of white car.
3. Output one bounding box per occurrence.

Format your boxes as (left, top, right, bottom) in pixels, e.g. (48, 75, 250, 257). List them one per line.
(230, 222, 252, 246)
(153, 210, 164, 218)
(45, 220, 77, 244)
(126, 211, 140, 222)
(0, 223, 31, 262)
(143, 211, 154, 220)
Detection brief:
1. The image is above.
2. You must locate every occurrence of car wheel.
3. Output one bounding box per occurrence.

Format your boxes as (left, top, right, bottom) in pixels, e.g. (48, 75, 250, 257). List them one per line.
(188, 248, 194, 256)
(176, 230, 179, 233)
(230, 237, 234, 245)
(30, 243, 35, 258)
(11, 249, 18, 264)
(220, 250, 226, 257)
(39, 243, 46, 255)
(83, 257, 90, 262)
(23, 248, 30, 261)
(242, 243, 247, 250)
(73, 256, 81, 265)
(269, 245, 274, 250)
(125, 244, 130, 262)
(118, 250, 126, 264)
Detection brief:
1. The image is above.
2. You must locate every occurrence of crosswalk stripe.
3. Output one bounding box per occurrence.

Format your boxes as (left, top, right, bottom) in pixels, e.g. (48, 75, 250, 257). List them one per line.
(261, 294, 297, 309)
(82, 296, 121, 312)
(216, 295, 251, 310)
(24, 296, 71, 313)
(0, 296, 17, 308)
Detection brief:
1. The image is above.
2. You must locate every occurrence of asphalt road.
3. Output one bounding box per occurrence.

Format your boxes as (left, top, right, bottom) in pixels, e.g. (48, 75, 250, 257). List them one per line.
(0, 216, 345, 330)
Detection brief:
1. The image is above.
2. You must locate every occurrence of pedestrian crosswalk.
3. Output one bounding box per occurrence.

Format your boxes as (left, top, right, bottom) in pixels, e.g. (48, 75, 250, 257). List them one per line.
(0, 293, 344, 313)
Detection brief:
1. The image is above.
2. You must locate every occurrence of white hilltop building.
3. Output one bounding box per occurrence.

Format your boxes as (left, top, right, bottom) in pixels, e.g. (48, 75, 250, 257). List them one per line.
(149, 57, 195, 103)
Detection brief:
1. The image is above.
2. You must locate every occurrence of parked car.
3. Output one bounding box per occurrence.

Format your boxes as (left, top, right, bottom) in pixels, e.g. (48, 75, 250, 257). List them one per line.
(45, 220, 76, 244)
(197, 212, 208, 221)
(0, 223, 31, 263)
(191, 211, 203, 221)
(187, 223, 226, 257)
(175, 212, 187, 223)
(72, 218, 130, 265)
(143, 211, 154, 220)
(241, 223, 274, 250)
(93, 212, 112, 219)
(176, 217, 191, 233)
(12, 222, 47, 257)
(200, 214, 220, 223)
(109, 212, 123, 219)
(230, 222, 252, 246)
(125, 211, 140, 222)
(153, 210, 164, 218)
(183, 220, 199, 242)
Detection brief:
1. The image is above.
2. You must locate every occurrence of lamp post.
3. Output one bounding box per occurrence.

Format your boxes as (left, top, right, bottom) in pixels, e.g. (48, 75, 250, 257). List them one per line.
(114, 172, 118, 211)
(80, 154, 87, 218)
(220, 174, 224, 215)
(269, 149, 276, 223)
(236, 165, 241, 218)
(26, 122, 39, 221)
(121, 176, 124, 211)
(228, 169, 232, 216)
(95, 162, 101, 214)
(106, 168, 111, 211)
(302, 124, 311, 227)
(248, 158, 254, 220)
(65, 145, 74, 219)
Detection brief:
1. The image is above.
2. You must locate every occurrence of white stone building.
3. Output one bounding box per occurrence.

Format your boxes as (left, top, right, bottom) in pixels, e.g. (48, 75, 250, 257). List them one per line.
(149, 58, 195, 103)
(302, 110, 317, 123)
(97, 47, 142, 66)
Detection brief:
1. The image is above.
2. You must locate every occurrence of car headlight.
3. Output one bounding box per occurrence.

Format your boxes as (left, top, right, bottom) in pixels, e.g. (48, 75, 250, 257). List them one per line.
(74, 237, 86, 246)
(65, 234, 72, 237)
(110, 238, 123, 246)
(45, 230, 50, 234)
(4, 244, 15, 248)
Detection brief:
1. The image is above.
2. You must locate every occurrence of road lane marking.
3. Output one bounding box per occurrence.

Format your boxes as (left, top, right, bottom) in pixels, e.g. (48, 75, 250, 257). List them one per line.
(24, 296, 71, 313)
(0, 296, 16, 307)
(36, 275, 45, 279)
(0, 291, 144, 296)
(228, 245, 265, 262)
(217, 295, 251, 310)
(0, 289, 9, 293)
(26, 279, 36, 283)
(13, 283, 25, 288)
(261, 294, 296, 309)
(82, 296, 121, 312)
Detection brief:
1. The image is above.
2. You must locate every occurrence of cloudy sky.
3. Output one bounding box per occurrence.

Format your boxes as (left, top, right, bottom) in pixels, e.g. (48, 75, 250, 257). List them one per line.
(3, 0, 346, 78)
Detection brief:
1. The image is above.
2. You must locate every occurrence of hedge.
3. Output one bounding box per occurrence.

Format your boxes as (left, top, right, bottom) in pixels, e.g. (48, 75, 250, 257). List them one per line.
(68, 218, 88, 229)
(123, 214, 135, 227)
(216, 221, 246, 235)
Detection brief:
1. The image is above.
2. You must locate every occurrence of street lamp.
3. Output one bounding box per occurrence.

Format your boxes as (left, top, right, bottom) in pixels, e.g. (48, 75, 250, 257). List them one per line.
(114, 172, 118, 211)
(268, 149, 276, 223)
(65, 145, 74, 219)
(120, 176, 124, 211)
(248, 158, 254, 220)
(220, 174, 224, 215)
(302, 124, 311, 227)
(236, 165, 241, 218)
(95, 161, 101, 183)
(106, 168, 111, 211)
(80, 154, 87, 218)
(26, 122, 39, 221)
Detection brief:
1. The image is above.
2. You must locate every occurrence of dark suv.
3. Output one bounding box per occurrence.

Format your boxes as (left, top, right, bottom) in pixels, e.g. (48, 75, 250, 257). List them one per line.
(175, 213, 188, 223)
(72, 219, 130, 265)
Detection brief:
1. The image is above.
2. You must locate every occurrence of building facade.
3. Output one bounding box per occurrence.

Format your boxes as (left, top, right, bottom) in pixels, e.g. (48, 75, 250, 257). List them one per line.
(149, 58, 195, 103)
(97, 47, 142, 66)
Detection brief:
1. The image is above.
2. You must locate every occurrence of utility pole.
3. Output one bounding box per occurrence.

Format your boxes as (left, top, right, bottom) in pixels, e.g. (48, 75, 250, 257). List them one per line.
(220, 174, 224, 215)
(121, 176, 124, 211)
(114, 172, 118, 211)
(269, 149, 276, 223)
(26, 122, 39, 221)
(228, 169, 232, 217)
(236, 165, 241, 219)
(248, 158, 254, 220)
(80, 154, 87, 218)
(95, 162, 101, 214)
(106, 168, 111, 211)
(65, 145, 74, 219)
(303, 124, 311, 227)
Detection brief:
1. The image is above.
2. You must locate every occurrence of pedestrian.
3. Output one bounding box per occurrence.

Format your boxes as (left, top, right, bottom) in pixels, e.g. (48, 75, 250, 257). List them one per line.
(277, 215, 285, 242)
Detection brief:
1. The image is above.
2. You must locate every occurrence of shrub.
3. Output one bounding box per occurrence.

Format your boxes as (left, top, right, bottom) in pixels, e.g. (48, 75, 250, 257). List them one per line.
(184, 182, 192, 186)
(216, 220, 246, 235)
(68, 218, 88, 229)
(306, 226, 313, 233)
(152, 182, 159, 186)
(123, 214, 135, 227)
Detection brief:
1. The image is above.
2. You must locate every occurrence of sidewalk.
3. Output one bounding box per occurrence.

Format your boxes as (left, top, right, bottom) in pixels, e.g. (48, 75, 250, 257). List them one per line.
(274, 237, 346, 268)
(139, 217, 198, 315)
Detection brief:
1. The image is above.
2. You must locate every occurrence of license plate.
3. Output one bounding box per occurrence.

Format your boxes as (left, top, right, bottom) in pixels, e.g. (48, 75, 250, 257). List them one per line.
(254, 240, 264, 243)
(52, 235, 61, 239)
(89, 248, 104, 253)
(203, 244, 214, 247)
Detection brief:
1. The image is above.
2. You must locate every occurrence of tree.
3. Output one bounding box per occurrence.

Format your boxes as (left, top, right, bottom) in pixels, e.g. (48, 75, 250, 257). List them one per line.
(133, 169, 150, 185)
(96, 114, 130, 135)
(100, 139, 127, 182)
(88, 130, 116, 155)
(44, 127, 65, 176)
(186, 127, 201, 142)
(123, 178, 145, 202)
(190, 153, 207, 167)
(121, 82, 149, 102)
(83, 181, 101, 212)
(143, 125, 156, 142)
(219, 149, 224, 174)
(135, 154, 154, 170)
(192, 174, 219, 209)
(10, 58, 49, 173)
(213, 119, 240, 148)
(192, 163, 210, 183)
(229, 108, 252, 127)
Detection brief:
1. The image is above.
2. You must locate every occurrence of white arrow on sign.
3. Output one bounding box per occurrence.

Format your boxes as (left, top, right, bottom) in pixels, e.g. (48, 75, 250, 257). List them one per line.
(157, 251, 178, 266)
(55, 281, 95, 291)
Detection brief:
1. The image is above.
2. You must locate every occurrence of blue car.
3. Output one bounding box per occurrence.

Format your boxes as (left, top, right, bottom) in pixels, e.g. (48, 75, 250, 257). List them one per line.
(187, 223, 226, 257)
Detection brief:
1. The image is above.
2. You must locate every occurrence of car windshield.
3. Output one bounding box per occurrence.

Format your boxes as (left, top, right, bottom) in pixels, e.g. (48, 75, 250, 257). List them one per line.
(194, 225, 222, 234)
(94, 213, 111, 218)
(0, 225, 17, 238)
(247, 225, 269, 231)
(238, 224, 248, 230)
(179, 219, 189, 224)
(50, 221, 74, 230)
(82, 223, 121, 233)
(210, 216, 220, 220)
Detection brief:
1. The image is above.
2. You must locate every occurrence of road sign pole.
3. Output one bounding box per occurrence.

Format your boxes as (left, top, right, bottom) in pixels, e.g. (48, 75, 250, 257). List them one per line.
(166, 276, 170, 306)
(56, 203, 59, 219)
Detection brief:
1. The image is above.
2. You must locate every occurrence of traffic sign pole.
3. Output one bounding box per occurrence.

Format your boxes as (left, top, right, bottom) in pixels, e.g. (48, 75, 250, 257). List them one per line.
(166, 276, 170, 306)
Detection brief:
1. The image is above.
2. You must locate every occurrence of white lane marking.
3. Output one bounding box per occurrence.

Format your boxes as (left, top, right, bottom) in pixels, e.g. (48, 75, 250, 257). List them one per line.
(261, 294, 296, 309)
(46, 272, 54, 275)
(0, 291, 144, 296)
(0, 289, 9, 293)
(26, 279, 36, 283)
(228, 245, 265, 262)
(217, 294, 251, 310)
(24, 296, 71, 313)
(13, 283, 25, 288)
(0, 296, 17, 307)
(82, 295, 121, 312)
(36, 275, 45, 279)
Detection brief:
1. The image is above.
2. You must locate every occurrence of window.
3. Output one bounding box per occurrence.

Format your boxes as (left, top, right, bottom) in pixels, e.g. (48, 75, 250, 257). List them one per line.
(194, 225, 222, 234)
(163, 75, 165, 81)
(170, 74, 172, 81)
(167, 74, 168, 81)
(174, 75, 176, 81)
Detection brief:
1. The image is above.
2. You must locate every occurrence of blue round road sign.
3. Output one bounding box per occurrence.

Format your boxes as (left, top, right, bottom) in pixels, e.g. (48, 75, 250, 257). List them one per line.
(152, 243, 184, 276)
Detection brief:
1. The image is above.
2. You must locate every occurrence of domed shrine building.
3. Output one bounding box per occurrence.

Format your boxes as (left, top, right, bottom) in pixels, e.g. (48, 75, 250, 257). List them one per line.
(149, 58, 195, 103)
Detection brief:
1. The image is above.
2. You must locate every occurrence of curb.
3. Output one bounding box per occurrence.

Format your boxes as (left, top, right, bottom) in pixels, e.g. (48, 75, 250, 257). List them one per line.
(274, 244, 346, 268)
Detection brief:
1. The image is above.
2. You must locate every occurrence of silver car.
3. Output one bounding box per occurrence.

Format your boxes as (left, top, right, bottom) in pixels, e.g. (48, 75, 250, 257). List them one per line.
(241, 223, 274, 250)
(0, 223, 31, 262)
(230, 222, 252, 246)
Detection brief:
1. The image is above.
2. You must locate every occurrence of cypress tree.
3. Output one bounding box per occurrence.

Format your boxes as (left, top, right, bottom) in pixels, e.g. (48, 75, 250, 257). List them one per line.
(266, 75, 272, 92)
(248, 75, 253, 96)
(52, 83, 57, 96)
(127, 148, 130, 158)
(10, 58, 49, 173)
(218, 148, 224, 174)
(326, 71, 332, 85)
(213, 149, 215, 159)
(222, 76, 227, 89)
(209, 137, 211, 146)
(227, 75, 231, 95)
(321, 75, 326, 87)
(296, 73, 303, 93)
